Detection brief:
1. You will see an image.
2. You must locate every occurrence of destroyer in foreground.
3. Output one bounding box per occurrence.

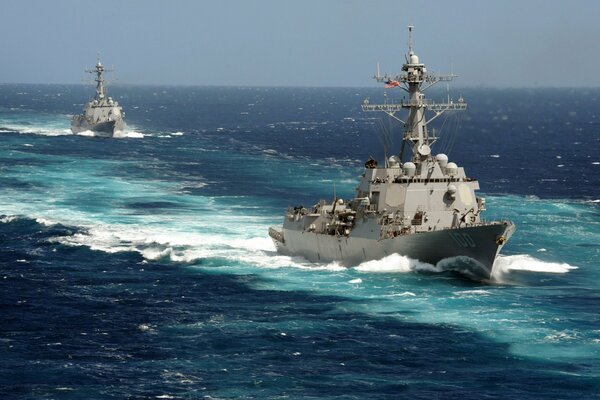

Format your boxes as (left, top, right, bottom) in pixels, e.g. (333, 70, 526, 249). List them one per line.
(269, 27, 515, 281)
(71, 57, 125, 137)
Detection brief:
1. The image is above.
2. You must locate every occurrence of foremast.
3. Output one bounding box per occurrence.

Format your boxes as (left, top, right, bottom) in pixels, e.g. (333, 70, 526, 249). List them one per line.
(85, 56, 113, 101)
(362, 26, 466, 164)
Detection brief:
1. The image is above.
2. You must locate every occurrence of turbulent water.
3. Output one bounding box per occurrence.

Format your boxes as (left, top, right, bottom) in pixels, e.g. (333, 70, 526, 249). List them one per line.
(0, 84, 599, 399)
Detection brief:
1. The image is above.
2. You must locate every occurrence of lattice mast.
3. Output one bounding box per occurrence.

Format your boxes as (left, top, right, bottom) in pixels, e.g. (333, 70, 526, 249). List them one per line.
(362, 26, 466, 163)
(85, 55, 114, 101)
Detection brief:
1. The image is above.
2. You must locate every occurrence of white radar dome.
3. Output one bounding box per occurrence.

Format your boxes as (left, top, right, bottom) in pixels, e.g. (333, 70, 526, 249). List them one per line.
(446, 162, 458, 176)
(435, 153, 448, 167)
(410, 53, 419, 64)
(403, 161, 416, 177)
(446, 184, 457, 199)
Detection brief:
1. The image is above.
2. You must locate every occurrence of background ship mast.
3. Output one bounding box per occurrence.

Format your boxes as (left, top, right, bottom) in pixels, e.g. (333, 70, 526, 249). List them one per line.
(363, 26, 467, 163)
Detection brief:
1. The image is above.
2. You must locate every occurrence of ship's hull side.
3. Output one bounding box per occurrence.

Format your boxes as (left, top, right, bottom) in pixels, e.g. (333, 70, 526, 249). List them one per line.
(271, 222, 514, 281)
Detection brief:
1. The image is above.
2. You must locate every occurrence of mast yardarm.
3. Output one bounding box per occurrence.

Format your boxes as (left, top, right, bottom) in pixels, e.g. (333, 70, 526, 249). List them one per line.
(363, 26, 466, 163)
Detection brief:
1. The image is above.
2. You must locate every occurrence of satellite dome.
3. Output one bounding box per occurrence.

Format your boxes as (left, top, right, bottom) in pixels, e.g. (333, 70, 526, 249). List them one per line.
(446, 162, 458, 176)
(388, 155, 400, 168)
(435, 153, 448, 167)
(410, 53, 419, 64)
(403, 161, 416, 177)
(447, 184, 457, 199)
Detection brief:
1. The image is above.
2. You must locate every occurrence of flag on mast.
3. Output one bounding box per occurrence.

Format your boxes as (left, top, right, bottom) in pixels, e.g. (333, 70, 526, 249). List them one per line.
(384, 79, 400, 88)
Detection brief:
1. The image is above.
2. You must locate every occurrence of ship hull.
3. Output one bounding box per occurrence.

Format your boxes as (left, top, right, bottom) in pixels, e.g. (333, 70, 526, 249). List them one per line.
(71, 119, 125, 138)
(270, 222, 515, 281)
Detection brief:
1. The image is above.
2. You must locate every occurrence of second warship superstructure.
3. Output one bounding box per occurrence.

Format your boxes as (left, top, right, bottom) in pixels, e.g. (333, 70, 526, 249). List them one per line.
(71, 58, 125, 137)
(269, 27, 515, 281)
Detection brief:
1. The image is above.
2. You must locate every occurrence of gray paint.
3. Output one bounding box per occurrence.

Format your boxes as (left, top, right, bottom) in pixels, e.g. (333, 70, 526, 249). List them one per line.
(71, 58, 125, 137)
(269, 27, 515, 281)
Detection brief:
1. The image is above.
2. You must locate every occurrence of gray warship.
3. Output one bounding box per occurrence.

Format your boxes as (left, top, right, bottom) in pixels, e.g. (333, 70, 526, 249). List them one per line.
(71, 57, 125, 137)
(269, 27, 515, 281)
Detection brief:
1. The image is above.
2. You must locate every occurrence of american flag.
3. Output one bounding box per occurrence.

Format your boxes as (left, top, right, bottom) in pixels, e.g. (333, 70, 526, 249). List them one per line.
(384, 79, 400, 88)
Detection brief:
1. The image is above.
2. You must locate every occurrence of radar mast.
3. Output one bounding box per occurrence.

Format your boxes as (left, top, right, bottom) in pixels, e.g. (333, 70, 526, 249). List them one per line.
(362, 26, 466, 163)
(85, 55, 114, 101)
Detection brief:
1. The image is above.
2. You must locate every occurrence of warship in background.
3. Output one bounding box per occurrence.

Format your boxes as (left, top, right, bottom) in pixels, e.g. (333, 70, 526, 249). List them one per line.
(269, 27, 515, 281)
(71, 57, 125, 137)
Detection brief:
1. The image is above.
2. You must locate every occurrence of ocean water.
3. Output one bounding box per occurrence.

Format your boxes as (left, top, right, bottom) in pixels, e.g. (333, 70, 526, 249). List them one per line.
(0, 84, 599, 399)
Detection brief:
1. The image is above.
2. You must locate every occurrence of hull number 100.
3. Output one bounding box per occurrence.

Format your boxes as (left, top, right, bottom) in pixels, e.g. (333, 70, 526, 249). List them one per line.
(450, 232, 477, 248)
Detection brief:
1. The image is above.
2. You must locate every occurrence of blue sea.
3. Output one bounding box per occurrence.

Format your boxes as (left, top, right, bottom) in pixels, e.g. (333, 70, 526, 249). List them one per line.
(0, 84, 599, 399)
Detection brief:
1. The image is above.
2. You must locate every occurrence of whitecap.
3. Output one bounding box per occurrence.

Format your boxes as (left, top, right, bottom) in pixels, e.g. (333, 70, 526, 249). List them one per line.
(492, 254, 577, 282)
(122, 130, 144, 138)
(453, 289, 491, 296)
(113, 130, 144, 139)
(0, 215, 18, 224)
(138, 324, 154, 332)
(389, 291, 416, 297)
(35, 217, 59, 227)
(74, 130, 96, 137)
(354, 253, 439, 274)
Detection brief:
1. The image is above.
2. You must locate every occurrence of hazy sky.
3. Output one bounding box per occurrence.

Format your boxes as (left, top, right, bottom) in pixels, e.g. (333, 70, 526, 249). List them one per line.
(2, 0, 599, 87)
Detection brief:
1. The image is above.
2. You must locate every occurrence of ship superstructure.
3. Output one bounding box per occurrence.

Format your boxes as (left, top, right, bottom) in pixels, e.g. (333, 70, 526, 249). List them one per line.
(269, 27, 514, 281)
(71, 57, 125, 137)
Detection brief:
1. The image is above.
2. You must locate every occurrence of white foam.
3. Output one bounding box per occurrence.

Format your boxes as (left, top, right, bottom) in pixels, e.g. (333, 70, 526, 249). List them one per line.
(453, 289, 491, 296)
(349, 278, 362, 284)
(47, 216, 298, 271)
(390, 291, 416, 297)
(74, 130, 96, 137)
(354, 253, 439, 274)
(35, 217, 59, 227)
(121, 130, 144, 138)
(2, 124, 73, 137)
(492, 254, 577, 282)
(0, 215, 18, 224)
(171, 131, 184, 136)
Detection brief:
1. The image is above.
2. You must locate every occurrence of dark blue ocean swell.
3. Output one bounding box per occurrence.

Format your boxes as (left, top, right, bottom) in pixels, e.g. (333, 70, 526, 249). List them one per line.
(2, 84, 599, 201)
(0, 217, 598, 399)
(1, 84, 599, 399)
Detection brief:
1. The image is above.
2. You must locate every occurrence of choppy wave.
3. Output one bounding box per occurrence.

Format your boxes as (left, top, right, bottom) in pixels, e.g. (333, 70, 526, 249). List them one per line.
(0, 116, 144, 139)
(37, 215, 579, 284)
(0, 123, 72, 136)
